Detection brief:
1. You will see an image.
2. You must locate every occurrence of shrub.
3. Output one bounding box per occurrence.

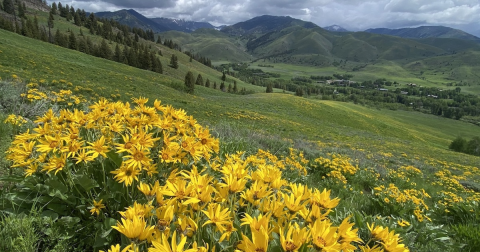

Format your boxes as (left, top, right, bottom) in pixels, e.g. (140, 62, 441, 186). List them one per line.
(449, 136, 467, 153)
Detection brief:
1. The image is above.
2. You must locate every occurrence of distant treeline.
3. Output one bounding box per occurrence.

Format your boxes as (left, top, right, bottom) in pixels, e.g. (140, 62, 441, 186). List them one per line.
(219, 63, 480, 122)
(0, 1, 214, 76)
(449, 137, 480, 156)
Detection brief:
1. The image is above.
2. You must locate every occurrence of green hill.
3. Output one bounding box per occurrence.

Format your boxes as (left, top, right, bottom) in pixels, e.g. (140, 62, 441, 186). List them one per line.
(2, 12, 480, 252)
(365, 26, 480, 41)
(160, 29, 252, 62)
(1, 28, 479, 166)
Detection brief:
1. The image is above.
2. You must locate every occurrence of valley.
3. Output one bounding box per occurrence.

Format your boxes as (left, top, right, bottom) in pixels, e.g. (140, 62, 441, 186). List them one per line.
(0, 1, 479, 252)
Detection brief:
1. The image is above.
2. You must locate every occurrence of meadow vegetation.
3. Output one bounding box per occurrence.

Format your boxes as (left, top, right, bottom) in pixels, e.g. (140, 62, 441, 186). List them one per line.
(0, 2, 480, 252)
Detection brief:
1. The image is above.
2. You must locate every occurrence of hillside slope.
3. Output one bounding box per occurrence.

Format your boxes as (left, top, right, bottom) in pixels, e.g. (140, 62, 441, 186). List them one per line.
(161, 29, 252, 62)
(0, 28, 479, 168)
(365, 26, 480, 41)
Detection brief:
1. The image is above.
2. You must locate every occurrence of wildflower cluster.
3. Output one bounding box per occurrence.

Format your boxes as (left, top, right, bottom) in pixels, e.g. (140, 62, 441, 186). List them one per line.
(4, 97, 411, 252)
(106, 158, 373, 252)
(21, 87, 85, 106)
(3, 114, 27, 126)
(374, 184, 431, 222)
(6, 97, 219, 180)
(311, 154, 359, 184)
(364, 223, 409, 252)
(433, 169, 480, 209)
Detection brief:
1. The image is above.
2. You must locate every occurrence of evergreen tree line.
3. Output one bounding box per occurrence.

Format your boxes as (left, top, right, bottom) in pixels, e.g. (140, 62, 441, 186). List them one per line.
(185, 51, 212, 68)
(0, 13, 163, 74)
(449, 136, 480, 156)
(1, 1, 214, 74)
(183, 72, 251, 95)
(219, 62, 480, 120)
(0, 1, 166, 75)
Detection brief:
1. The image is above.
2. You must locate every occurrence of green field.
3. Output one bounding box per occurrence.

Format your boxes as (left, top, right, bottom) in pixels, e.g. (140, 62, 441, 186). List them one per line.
(1, 28, 478, 166)
(1, 13, 480, 252)
(247, 60, 480, 95)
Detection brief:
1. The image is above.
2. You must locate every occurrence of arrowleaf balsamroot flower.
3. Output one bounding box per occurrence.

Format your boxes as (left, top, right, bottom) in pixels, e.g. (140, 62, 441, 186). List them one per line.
(310, 219, 342, 252)
(111, 164, 141, 186)
(202, 203, 231, 232)
(280, 223, 309, 252)
(90, 199, 106, 216)
(112, 215, 155, 242)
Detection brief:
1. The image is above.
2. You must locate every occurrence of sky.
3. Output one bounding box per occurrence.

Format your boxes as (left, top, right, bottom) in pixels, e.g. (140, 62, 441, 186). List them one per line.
(49, 0, 480, 37)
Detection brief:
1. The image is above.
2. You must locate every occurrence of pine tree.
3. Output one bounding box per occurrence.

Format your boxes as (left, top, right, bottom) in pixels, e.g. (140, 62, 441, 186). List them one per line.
(205, 79, 210, 88)
(51, 2, 57, 15)
(78, 37, 88, 53)
(233, 80, 238, 93)
(74, 12, 81, 26)
(60, 3, 68, 17)
(195, 74, 204, 86)
(54, 29, 66, 47)
(151, 54, 162, 74)
(98, 39, 112, 59)
(213, 82, 217, 89)
(113, 44, 121, 62)
(156, 35, 161, 44)
(3, 0, 15, 15)
(170, 54, 178, 69)
(220, 82, 225, 91)
(228, 84, 232, 93)
(39, 27, 48, 41)
(47, 12, 54, 43)
(221, 71, 226, 81)
(18, 1, 25, 18)
(184, 71, 195, 94)
(295, 87, 304, 97)
(32, 15, 40, 39)
(266, 83, 273, 93)
(68, 31, 77, 50)
(86, 36, 93, 55)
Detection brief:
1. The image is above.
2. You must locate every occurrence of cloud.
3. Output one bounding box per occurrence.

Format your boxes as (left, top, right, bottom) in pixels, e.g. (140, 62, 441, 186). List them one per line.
(46, 0, 480, 36)
(102, 0, 177, 9)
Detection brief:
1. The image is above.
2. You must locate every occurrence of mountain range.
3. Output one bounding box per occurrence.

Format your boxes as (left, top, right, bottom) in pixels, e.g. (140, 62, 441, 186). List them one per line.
(95, 9, 217, 32)
(94, 9, 480, 77)
(323, 25, 349, 32)
(94, 9, 480, 41)
(365, 26, 480, 42)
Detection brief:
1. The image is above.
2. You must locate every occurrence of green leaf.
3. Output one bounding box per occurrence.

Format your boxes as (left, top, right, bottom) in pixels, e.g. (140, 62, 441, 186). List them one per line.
(354, 211, 365, 228)
(46, 202, 68, 215)
(106, 150, 122, 167)
(0, 174, 24, 183)
(103, 217, 117, 229)
(45, 177, 68, 200)
(73, 174, 99, 192)
(41, 210, 59, 221)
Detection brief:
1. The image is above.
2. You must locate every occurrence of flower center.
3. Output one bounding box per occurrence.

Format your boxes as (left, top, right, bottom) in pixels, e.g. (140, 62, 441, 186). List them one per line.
(285, 241, 297, 251)
(316, 237, 327, 248)
(134, 152, 144, 161)
(49, 141, 58, 148)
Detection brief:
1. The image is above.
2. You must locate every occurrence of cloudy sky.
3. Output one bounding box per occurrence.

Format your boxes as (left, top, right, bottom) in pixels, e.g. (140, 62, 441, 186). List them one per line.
(50, 0, 480, 36)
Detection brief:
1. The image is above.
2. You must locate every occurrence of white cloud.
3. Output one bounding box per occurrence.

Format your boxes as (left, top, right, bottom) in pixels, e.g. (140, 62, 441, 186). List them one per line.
(47, 0, 480, 36)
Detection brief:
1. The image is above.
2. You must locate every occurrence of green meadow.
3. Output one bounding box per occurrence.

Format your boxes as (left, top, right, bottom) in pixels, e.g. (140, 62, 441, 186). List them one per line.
(1, 29, 478, 167)
(1, 13, 480, 252)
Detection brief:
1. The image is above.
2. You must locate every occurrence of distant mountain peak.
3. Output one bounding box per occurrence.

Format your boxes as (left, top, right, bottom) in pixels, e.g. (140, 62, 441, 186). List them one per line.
(95, 9, 214, 33)
(221, 15, 318, 36)
(323, 25, 348, 32)
(365, 26, 480, 41)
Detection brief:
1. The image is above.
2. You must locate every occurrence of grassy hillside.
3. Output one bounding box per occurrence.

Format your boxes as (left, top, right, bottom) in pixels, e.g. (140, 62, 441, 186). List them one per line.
(161, 29, 252, 62)
(1, 28, 479, 167)
(1, 20, 480, 252)
(248, 58, 480, 95)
